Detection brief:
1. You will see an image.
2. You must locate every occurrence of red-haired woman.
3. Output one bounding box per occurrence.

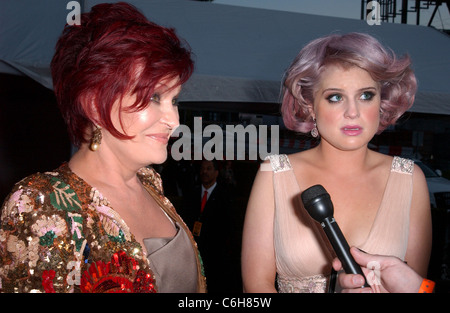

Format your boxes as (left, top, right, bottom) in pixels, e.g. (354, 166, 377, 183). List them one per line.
(242, 33, 431, 293)
(0, 2, 206, 293)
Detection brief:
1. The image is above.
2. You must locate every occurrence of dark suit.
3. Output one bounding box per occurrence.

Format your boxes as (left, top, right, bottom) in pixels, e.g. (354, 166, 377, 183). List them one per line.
(180, 182, 240, 292)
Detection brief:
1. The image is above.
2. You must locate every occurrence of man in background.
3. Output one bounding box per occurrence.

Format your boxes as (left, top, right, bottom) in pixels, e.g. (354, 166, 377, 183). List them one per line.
(180, 160, 240, 292)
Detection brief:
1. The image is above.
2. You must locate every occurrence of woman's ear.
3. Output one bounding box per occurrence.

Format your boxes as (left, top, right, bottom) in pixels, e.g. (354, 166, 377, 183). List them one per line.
(306, 103, 315, 121)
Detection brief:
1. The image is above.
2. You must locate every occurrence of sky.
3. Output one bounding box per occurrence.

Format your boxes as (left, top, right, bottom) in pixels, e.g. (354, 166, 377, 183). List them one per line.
(213, 0, 450, 30)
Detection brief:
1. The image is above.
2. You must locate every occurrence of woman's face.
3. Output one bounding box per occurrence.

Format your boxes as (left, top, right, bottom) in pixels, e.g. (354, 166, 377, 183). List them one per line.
(103, 77, 181, 167)
(312, 64, 381, 152)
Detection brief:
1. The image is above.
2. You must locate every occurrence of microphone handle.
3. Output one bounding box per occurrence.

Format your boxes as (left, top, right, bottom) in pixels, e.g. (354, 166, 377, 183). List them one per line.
(321, 217, 370, 287)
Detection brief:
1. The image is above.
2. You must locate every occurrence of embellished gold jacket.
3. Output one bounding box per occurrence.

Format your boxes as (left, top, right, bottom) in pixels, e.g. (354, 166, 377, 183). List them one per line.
(0, 163, 206, 293)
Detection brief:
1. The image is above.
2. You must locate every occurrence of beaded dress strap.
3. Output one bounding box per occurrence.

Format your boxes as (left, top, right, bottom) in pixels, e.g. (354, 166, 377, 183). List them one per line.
(264, 154, 292, 173)
(391, 156, 414, 175)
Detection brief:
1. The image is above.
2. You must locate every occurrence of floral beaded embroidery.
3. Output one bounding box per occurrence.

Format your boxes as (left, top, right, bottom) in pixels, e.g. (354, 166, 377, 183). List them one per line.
(0, 163, 156, 293)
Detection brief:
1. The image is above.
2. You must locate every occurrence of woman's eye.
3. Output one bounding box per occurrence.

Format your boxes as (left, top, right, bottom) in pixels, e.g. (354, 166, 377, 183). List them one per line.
(327, 94, 342, 103)
(150, 94, 160, 103)
(360, 91, 375, 101)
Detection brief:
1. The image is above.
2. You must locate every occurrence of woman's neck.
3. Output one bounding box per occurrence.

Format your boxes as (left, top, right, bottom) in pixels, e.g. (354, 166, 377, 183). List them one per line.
(313, 142, 373, 176)
(68, 144, 142, 189)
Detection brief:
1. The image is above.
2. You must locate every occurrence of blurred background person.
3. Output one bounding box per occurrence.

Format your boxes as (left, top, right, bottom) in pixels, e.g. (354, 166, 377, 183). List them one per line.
(181, 160, 240, 292)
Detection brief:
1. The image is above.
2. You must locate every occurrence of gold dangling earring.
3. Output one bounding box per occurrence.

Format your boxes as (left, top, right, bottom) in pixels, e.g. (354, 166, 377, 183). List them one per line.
(311, 118, 319, 138)
(89, 126, 102, 151)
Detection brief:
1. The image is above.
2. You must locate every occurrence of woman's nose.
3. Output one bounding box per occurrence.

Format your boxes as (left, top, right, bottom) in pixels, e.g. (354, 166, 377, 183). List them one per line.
(160, 105, 179, 130)
(344, 100, 360, 119)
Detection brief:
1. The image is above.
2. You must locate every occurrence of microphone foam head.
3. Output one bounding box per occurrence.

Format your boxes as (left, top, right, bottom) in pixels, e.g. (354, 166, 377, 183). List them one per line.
(301, 184, 333, 222)
(301, 184, 328, 205)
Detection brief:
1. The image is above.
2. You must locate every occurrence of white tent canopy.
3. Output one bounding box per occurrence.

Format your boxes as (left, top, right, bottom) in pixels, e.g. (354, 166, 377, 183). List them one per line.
(1, 0, 449, 115)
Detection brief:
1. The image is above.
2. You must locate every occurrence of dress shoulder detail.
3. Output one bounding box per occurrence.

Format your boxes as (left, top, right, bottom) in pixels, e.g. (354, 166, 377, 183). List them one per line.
(138, 166, 164, 193)
(264, 154, 292, 173)
(391, 156, 414, 175)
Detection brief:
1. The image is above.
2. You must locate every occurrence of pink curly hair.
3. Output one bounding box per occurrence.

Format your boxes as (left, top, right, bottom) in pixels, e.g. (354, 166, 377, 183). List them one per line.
(281, 32, 417, 134)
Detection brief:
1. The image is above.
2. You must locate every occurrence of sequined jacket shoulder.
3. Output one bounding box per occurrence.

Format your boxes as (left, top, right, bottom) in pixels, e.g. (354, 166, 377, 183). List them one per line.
(0, 164, 157, 293)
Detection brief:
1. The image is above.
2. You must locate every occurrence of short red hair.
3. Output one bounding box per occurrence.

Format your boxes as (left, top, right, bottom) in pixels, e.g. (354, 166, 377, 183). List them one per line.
(51, 2, 194, 146)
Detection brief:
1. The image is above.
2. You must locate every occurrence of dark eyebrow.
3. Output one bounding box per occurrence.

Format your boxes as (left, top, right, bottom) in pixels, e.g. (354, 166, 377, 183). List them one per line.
(322, 86, 378, 95)
(322, 88, 342, 94)
(359, 87, 378, 92)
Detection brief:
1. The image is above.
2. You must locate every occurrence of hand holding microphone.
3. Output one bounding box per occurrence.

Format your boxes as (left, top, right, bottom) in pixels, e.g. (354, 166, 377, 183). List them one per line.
(300, 184, 369, 288)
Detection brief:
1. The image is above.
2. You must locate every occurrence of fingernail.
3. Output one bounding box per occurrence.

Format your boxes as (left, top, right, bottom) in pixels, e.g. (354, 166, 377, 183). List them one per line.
(353, 276, 365, 286)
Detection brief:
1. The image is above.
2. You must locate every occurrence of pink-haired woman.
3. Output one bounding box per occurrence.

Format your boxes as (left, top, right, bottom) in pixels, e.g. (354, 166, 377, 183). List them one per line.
(0, 2, 206, 293)
(242, 32, 431, 293)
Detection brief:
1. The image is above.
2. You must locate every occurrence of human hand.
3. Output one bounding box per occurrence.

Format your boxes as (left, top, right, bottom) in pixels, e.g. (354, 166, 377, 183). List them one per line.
(332, 247, 423, 293)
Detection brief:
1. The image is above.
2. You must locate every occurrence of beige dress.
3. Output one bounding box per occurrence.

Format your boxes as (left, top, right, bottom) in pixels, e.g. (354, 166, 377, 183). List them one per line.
(267, 154, 414, 293)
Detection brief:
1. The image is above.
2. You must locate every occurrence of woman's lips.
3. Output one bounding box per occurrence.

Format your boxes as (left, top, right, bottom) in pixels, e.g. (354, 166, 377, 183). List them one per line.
(147, 133, 170, 144)
(341, 125, 363, 136)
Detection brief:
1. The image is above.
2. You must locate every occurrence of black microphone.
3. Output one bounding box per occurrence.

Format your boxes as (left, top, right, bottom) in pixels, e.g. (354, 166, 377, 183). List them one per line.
(301, 184, 369, 287)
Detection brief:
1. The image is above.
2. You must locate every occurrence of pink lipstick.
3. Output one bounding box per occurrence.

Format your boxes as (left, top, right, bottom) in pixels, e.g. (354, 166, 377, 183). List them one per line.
(341, 125, 363, 136)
